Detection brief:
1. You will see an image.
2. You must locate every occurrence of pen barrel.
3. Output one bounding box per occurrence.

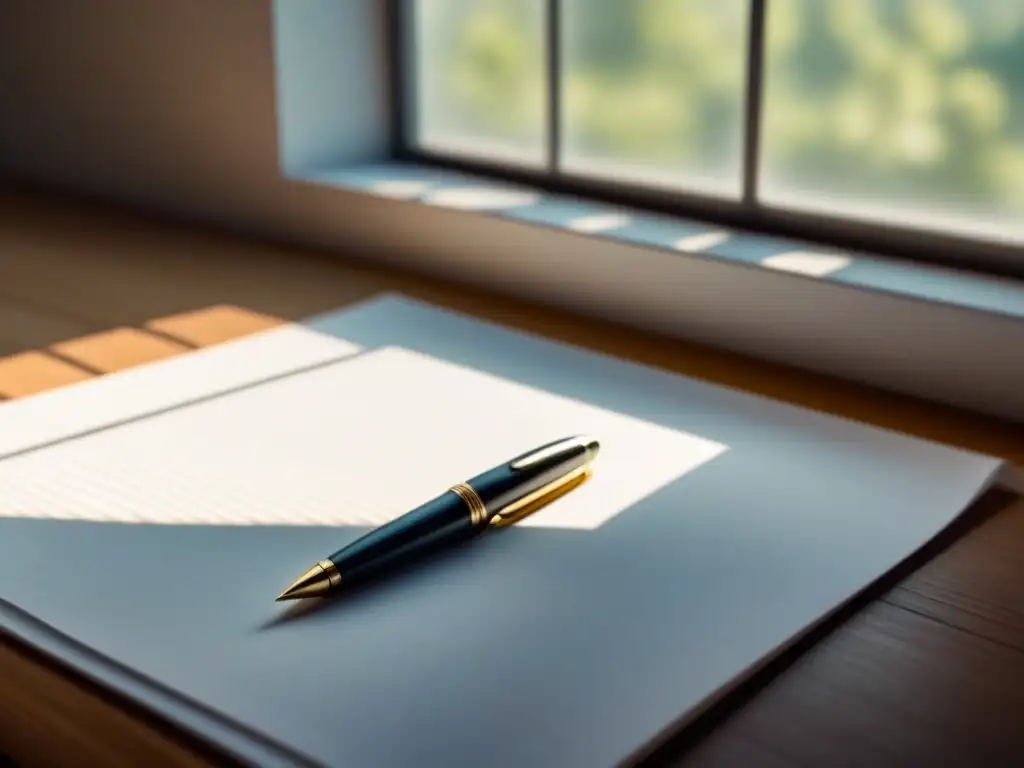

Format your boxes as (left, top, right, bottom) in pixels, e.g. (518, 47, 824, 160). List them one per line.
(328, 491, 479, 585)
(323, 437, 596, 590)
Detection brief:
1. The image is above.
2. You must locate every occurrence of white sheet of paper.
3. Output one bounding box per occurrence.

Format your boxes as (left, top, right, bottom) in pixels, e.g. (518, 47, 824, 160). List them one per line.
(0, 295, 1006, 768)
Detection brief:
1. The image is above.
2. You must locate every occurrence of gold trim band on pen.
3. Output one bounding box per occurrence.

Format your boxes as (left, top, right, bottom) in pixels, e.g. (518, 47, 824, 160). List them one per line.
(449, 482, 488, 525)
(317, 558, 343, 587)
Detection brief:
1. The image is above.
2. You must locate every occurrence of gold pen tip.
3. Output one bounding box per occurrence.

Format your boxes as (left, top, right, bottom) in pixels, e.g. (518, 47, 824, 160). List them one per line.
(275, 562, 334, 602)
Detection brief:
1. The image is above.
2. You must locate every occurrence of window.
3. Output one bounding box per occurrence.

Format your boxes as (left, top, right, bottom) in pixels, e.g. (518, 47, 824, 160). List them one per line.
(396, 0, 1024, 259)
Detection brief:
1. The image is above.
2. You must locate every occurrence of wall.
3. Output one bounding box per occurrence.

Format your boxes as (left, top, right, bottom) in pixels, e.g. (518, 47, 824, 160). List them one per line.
(0, 0, 389, 235)
(0, 0, 426, 258)
(0, 0, 280, 228)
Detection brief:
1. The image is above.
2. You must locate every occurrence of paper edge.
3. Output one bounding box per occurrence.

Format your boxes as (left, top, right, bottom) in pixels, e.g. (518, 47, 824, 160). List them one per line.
(616, 459, 1010, 767)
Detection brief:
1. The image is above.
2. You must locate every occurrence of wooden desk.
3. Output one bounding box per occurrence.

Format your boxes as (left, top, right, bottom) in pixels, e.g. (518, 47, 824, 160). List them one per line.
(0, 189, 1021, 767)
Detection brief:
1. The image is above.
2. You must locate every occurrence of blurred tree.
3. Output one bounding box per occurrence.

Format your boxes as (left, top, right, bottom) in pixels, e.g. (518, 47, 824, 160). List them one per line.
(762, 0, 1024, 221)
(562, 0, 746, 179)
(437, 0, 544, 142)
(417, 0, 544, 153)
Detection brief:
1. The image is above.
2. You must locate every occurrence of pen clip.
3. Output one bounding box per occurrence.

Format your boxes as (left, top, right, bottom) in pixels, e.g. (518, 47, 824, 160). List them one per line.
(489, 465, 592, 528)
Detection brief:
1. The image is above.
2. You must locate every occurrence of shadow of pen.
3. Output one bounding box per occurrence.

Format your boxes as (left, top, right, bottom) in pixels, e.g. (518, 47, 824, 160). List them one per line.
(255, 548, 466, 631)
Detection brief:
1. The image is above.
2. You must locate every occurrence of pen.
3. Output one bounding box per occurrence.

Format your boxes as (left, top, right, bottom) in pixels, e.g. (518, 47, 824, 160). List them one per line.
(276, 435, 599, 601)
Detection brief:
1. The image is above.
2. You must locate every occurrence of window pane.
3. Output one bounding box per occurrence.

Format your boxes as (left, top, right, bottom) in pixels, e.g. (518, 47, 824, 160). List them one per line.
(412, 0, 546, 166)
(762, 0, 1024, 241)
(561, 0, 750, 197)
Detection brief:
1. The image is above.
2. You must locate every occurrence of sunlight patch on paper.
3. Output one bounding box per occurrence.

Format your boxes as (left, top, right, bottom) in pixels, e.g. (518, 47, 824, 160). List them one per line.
(0, 347, 727, 531)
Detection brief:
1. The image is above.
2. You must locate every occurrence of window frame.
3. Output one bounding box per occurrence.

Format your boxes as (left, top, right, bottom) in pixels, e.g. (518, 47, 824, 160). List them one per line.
(385, 0, 1024, 281)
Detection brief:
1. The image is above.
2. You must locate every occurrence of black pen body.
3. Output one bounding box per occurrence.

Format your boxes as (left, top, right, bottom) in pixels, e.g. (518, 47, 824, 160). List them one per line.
(326, 490, 480, 585)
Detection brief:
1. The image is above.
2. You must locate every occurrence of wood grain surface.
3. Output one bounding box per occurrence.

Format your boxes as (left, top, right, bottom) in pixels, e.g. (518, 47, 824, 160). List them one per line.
(0, 187, 1021, 767)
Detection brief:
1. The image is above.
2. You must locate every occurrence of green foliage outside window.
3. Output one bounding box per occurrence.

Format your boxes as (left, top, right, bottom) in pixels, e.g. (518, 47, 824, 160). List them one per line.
(422, 0, 1024, 222)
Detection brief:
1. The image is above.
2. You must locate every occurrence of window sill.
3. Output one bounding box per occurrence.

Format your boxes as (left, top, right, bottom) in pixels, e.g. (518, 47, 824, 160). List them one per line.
(290, 161, 1024, 423)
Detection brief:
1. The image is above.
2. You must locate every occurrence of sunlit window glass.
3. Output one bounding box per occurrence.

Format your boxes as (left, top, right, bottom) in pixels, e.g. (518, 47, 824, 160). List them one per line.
(412, 0, 547, 166)
(761, 0, 1024, 240)
(560, 0, 750, 198)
